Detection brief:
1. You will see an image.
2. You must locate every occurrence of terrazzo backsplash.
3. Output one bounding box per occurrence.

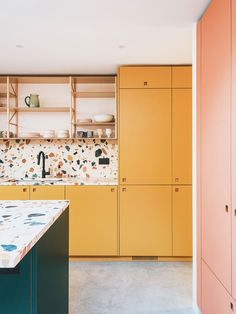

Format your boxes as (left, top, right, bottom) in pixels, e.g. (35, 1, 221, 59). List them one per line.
(0, 139, 118, 180)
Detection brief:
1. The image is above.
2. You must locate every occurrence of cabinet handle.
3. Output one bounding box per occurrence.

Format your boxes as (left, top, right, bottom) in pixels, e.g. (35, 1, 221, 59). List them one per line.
(111, 188, 115, 192)
(122, 178, 126, 183)
(144, 81, 148, 86)
(122, 188, 126, 192)
(23, 188, 27, 192)
(230, 302, 234, 311)
(175, 188, 179, 192)
(175, 178, 179, 183)
(225, 205, 229, 213)
(32, 188, 36, 193)
(234, 210, 236, 217)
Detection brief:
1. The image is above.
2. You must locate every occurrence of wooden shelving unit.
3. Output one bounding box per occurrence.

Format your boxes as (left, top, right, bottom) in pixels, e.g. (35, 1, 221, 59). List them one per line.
(0, 75, 117, 140)
(70, 75, 117, 139)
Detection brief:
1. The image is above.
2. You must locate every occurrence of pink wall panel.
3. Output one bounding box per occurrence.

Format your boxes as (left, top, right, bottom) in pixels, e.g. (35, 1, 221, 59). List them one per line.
(231, 0, 236, 301)
(197, 19, 202, 310)
(200, 0, 231, 292)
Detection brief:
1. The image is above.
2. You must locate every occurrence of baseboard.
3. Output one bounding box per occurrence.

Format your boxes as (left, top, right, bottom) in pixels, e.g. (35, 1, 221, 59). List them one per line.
(69, 256, 192, 262)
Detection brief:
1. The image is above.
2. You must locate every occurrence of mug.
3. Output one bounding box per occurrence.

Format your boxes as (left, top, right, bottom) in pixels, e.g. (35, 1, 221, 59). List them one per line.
(25, 94, 40, 108)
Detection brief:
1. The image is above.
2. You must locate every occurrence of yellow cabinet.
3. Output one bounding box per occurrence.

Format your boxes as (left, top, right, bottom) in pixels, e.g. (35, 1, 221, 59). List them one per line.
(119, 66, 171, 89)
(119, 89, 171, 184)
(0, 186, 30, 200)
(120, 185, 172, 256)
(172, 66, 192, 88)
(66, 186, 118, 256)
(30, 186, 65, 200)
(172, 89, 192, 184)
(173, 185, 192, 256)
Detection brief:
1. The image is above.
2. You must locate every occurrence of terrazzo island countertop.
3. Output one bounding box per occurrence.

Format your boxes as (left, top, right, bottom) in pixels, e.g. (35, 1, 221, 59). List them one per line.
(0, 177, 118, 186)
(0, 200, 69, 268)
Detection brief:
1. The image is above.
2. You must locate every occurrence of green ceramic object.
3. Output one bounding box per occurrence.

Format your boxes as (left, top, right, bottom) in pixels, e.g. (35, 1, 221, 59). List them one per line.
(25, 94, 40, 108)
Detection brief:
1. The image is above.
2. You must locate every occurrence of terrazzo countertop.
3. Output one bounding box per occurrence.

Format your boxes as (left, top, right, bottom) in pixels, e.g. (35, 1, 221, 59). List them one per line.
(0, 200, 69, 268)
(0, 177, 118, 186)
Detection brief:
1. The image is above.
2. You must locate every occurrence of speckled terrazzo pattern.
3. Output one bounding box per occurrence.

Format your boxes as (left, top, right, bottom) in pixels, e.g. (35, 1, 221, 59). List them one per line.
(0, 139, 118, 180)
(0, 200, 68, 268)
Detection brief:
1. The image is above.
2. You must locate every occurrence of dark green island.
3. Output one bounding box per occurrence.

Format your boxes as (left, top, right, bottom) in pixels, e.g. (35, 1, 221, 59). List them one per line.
(0, 200, 69, 314)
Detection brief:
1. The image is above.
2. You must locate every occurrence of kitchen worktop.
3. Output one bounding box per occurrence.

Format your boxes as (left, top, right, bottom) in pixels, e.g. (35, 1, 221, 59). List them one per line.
(0, 177, 118, 186)
(0, 200, 69, 268)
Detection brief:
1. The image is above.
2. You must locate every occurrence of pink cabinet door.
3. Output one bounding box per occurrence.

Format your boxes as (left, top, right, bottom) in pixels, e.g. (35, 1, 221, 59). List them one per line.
(201, 0, 231, 292)
(202, 261, 234, 314)
(232, 0, 236, 301)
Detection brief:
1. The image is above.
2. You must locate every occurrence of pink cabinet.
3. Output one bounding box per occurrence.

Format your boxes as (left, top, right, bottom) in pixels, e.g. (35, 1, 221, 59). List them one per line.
(200, 0, 231, 292)
(202, 261, 234, 314)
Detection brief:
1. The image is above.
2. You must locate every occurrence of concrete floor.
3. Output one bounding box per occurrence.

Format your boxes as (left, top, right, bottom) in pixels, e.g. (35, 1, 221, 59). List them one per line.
(69, 261, 194, 314)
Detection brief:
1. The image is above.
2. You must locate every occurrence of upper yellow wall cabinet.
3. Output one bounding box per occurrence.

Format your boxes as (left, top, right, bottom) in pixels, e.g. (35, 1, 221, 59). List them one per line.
(119, 89, 172, 184)
(172, 89, 192, 184)
(172, 66, 192, 88)
(119, 66, 172, 89)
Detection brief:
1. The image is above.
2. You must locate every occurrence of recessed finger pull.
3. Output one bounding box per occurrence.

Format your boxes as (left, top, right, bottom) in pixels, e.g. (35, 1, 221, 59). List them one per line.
(225, 205, 229, 213)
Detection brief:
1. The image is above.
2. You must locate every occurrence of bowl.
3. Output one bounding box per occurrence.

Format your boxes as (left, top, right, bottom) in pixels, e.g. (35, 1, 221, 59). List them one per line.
(93, 114, 114, 123)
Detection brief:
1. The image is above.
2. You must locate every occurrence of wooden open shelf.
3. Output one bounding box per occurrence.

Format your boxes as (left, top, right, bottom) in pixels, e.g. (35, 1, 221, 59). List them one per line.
(75, 122, 115, 127)
(0, 137, 117, 141)
(10, 107, 71, 113)
(73, 91, 115, 98)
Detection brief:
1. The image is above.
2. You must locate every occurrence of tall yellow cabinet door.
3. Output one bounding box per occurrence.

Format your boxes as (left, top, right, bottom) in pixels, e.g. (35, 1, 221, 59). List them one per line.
(119, 89, 171, 184)
(173, 185, 192, 256)
(0, 186, 29, 200)
(66, 186, 118, 256)
(120, 185, 172, 256)
(30, 186, 65, 200)
(172, 89, 192, 184)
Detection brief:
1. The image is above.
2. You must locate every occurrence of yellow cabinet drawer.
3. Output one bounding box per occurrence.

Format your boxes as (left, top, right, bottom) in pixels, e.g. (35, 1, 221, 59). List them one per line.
(172, 66, 192, 88)
(119, 66, 171, 88)
(30, 186, 65, 200)
(66, 186, 118, 256)
(0, 186, 30, 200)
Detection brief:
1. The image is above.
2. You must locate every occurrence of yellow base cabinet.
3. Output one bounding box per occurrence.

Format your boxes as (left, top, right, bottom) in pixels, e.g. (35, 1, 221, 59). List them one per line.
(173, 185, 192, 256)
(120, 185, 172, 256)
(0, 186, 30, 200)
(30, 185, 65, 200)
(66, 186, 118, 256)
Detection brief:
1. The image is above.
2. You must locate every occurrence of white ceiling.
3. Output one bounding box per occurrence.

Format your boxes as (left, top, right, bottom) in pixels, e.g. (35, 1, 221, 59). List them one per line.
(0, 0, 210, 74)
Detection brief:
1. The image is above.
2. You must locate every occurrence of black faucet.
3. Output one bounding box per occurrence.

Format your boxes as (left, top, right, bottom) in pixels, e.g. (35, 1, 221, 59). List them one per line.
(37, 151, 50, 178)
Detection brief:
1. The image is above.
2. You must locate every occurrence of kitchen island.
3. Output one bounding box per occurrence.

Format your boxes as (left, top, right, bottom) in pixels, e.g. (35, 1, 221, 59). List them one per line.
(0, 200, 69, 314)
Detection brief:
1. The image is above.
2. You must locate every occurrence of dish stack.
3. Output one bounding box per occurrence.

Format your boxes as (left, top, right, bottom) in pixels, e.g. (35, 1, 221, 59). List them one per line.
(20, 132, 41, 138)
(41, 130, 56, 138)
(56, 129, 69, 138)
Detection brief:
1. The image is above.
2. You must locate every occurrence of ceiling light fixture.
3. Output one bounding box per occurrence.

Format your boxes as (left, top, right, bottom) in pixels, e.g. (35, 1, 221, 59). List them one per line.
(16, 44, 24, 48)
(118, 45, 126, 49)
